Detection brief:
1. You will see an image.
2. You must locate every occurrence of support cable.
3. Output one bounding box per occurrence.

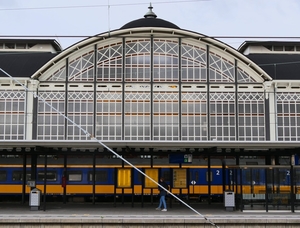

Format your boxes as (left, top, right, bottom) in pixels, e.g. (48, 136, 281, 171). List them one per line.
(0, 67, 220, 228)
(108, 0, 111, 37)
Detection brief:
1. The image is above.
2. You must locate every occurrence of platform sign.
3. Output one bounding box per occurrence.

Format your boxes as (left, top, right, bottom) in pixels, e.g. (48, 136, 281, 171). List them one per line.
(169, 154, 192, 164)
(27, 181, 36, 188)
(144, 169, 158, 188)
(173, 169, 187, 188)
(117, 169, 131, 188)
(184, 154, 192, 163)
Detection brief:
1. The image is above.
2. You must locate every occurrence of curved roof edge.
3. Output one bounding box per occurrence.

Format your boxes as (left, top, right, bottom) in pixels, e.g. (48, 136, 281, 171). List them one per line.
(31, 28, 272, 82)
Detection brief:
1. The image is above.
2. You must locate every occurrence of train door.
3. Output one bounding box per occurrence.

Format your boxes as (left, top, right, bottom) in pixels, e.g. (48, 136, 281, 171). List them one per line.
(210, 167, 223, 202)
(226, 168, 234, 190)
(189, 168, 200, 200)
(190, 167, 209, 202)
(190, 167, 223, 203)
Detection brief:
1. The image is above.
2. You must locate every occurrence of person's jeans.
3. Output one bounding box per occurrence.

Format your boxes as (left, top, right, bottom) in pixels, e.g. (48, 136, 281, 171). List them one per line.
(158, 195, 167, 209)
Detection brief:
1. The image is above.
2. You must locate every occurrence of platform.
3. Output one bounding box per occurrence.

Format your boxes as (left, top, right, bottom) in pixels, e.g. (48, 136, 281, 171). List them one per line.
(0, 202, 300, 228)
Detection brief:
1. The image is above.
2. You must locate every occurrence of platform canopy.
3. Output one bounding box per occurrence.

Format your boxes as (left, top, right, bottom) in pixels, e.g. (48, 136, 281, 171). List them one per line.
(0, 140, 299, 151)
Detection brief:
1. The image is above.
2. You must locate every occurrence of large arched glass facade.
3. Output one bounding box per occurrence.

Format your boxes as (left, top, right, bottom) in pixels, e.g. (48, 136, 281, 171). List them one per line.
(33, 29, 267, 142)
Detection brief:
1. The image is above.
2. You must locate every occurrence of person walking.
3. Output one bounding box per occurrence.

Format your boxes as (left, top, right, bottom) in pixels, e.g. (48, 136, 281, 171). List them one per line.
(156, 177, 169, 211)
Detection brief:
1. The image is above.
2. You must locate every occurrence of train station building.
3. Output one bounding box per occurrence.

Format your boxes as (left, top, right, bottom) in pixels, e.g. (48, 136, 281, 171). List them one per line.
(1, 5, 300, 212)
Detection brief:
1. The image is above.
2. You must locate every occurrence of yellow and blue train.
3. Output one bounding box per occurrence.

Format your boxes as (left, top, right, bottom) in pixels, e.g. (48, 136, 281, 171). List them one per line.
(0, 156, 297, 202)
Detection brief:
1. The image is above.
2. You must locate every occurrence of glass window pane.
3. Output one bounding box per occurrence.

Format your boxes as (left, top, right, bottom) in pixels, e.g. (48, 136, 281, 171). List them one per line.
(37, 171, 57, 181)
(67, 171, 82, 181)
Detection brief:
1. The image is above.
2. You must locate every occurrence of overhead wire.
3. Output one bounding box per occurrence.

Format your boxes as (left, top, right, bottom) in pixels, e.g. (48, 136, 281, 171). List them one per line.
(0, 0, 210, 11)
(0, 0, 299, 48)
(1, 0, 299, 50)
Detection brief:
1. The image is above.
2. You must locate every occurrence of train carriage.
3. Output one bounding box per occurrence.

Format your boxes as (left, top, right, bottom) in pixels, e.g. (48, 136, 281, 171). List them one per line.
(0, 155, 298, 206)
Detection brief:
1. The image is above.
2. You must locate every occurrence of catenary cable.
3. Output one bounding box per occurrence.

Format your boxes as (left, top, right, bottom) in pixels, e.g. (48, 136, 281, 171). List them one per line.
(0, 0, 210, 11)
(0, 67, 220, 228)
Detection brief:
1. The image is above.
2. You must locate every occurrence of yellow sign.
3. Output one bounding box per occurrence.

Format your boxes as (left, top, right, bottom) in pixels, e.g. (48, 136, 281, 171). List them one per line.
(173, 169, 186, 188)
(144, 169, 158, 188)
(118, 169, 131, 188)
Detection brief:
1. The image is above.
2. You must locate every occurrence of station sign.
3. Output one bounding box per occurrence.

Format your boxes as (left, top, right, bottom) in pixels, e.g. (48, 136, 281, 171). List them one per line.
(169, 154, 192, 164)
(27, 181, 36, 187)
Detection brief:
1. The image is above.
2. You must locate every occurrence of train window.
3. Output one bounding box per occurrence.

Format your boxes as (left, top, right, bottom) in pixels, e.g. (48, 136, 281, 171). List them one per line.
(244, 170, 250, 182)
(195, 171, 199, 181)
(279, 170, 287, 182)
(13, 171, 22, 181)
(254, 170, 261, 183)
(88, 171, 108, 182)
(162, 170, 170, 182)
(0, 170, 6, 181)
(37, 171, 57, 181)
(12, 171, 31, 181)
(206, 171, 213, 182)
(295, 170, 300, 183)
(244, 170, 262, 183)
(137, 172, 143, 183)
(67, 171, 82, 181)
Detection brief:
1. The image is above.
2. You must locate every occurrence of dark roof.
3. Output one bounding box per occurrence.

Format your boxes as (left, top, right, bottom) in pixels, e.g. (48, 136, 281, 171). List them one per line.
(120, 4, 179, 30)
(121, 18, 180, 30)
(247, 54, 300, 80)
(0, 52, 57, 77)
(238, 41, 300, 53)
(121, 18, 179, 29)
(0, 39, 62, 52)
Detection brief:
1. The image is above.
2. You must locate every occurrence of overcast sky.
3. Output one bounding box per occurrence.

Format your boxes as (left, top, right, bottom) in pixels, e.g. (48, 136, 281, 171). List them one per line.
(1, 0, 300, 50)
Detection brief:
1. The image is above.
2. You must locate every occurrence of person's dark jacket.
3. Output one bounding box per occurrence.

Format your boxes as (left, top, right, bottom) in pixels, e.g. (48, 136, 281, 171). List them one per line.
(158, 181, 169, 196)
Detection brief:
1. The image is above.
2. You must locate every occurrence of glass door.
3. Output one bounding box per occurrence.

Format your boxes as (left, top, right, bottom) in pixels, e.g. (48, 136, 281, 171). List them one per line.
(266, 167, 291, 211)
(242, 168, 266, 210)
(293, 167, 300, 210)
